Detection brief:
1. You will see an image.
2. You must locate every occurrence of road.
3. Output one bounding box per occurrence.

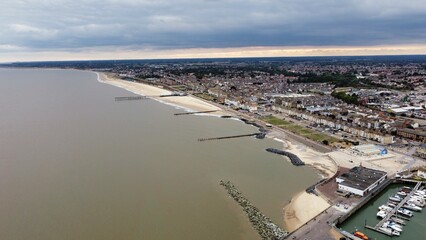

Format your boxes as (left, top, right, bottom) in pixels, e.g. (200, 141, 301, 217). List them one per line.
(285, 206, 343, 240)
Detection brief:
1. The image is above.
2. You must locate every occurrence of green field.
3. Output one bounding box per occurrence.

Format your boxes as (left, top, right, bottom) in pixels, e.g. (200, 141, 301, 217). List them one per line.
(261, 116, 339, 144)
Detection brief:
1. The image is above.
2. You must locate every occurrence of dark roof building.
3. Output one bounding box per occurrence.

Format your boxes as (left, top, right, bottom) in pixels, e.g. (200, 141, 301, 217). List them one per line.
(336, 166, 387, 196)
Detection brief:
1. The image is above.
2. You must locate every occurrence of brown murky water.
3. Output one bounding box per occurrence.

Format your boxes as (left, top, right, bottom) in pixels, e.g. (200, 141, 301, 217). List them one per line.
(0, 68, 319, 240)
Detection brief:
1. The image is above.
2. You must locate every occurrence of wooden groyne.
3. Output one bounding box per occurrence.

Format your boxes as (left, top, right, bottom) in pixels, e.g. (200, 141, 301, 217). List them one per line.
(265, 148, 305, 166)
(115, 96, 147, 101)
(198, 133, 263, 142)
(220, 180, 288, 240)
(174, 110, 218, 116)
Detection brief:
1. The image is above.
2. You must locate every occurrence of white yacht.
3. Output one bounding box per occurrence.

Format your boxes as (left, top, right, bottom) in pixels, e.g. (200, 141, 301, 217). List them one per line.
(408, 198, 425, 207)
(383, 221, 403, 232)
(378, 205, 393, 212)
(403, 203, 422, 211)
(377, 210, 387, 219)
(397, 191, 407, 196)
(397, 208, 413, 217)
(389, 195, 402, 202)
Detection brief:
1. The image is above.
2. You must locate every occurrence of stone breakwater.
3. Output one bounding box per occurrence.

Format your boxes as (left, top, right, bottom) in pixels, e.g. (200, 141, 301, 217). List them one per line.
(265, 148, 305, 166)
(220, 180, 288, 240)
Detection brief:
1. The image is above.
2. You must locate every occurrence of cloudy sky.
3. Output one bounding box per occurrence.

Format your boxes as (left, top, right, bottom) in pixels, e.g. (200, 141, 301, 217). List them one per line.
(1, 0, 426, 62)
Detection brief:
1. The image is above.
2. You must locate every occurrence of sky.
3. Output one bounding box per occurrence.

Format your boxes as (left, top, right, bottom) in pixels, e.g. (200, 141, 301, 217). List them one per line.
(1, 0, 426, 62)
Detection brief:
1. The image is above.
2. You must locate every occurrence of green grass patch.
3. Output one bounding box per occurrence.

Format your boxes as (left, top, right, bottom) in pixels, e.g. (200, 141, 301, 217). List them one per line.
(194, 93, 215, 101)
(261, 116, 340, 144)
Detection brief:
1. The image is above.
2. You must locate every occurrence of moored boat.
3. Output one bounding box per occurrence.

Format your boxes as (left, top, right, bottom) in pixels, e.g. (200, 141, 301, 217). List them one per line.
(389, 195, 402, 202)
(397, 208, 413, 217)
(391, 217, 406, 225)
(354, 231, 369, 240)
(397, 191, 407, 196)
(378, 205, 393, 212)
(403, 203, 422, 211)
(377, 210, 387, 219)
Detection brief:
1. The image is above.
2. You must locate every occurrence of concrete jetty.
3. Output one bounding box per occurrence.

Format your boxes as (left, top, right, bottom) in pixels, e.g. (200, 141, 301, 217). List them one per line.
(198, 133, 261, 142)
(174, 110, 218, 115)
(115, 96, 147, 101)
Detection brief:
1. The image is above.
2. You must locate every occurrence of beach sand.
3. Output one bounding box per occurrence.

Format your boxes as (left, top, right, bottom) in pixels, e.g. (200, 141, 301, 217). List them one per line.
(97, 72, 226, 115)
(279, 139, 335, 231)
(285, 141, 337, 178)
(283, 191, 330, 232)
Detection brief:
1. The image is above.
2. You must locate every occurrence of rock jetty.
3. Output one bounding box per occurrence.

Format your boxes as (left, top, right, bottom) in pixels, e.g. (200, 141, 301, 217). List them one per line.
(220, 180, 288, 240)
(265, 148, 305, 166)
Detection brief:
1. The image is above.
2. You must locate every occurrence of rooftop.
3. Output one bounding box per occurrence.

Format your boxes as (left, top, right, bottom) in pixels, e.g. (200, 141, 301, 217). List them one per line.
(337, 166, 387, 191)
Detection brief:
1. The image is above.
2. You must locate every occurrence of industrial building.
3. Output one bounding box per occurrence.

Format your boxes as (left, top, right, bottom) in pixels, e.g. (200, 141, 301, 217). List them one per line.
(336, 166, 387, 196)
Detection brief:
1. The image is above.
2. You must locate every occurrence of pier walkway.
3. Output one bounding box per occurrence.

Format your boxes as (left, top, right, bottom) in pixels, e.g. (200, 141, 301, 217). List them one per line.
(174, 110, 218, 116)
(198, 133, 259, 142)
(115, 96, 147, 101)
(367, 181, 421, 235)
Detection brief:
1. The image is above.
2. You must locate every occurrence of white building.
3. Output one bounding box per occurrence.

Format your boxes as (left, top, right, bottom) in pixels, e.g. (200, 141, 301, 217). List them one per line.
(336, 166, 387, 196)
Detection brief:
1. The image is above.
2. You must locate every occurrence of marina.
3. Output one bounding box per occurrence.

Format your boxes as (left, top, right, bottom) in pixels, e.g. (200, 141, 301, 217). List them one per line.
(340, 182, 426, 240)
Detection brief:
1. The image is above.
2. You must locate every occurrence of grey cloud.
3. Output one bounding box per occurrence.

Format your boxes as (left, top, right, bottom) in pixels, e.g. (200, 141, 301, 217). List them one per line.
(1, 0, 426, 52)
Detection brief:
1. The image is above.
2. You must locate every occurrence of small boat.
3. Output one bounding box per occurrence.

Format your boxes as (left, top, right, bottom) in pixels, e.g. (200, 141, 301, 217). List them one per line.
(397, 191, 407, 196)
(402, 186, 412, 190)
(403, 203, 422, 211)
(387, 202, 397, 208)
(379, 205, 393, 212)
(416, 190, 426, 195)
(391, 217, 406, 225)
(383, 221, 403, 232)
(379, 227, 392, 235)
(377, 210, 387, 219)
(379, 226, 400, 236)
(389, 195, 402, 202)
(408, 198, 425, 207)
(410, 195, 425, 203)
(414, 192, 426, 199)
(397, 208, 413, 217)
(354, 231, 369, 240)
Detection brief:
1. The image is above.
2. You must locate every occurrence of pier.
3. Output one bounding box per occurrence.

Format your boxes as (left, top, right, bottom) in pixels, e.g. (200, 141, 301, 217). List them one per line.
(174, 110, 218, 115)
(368, 181, 422, 236)
(115, 96, 147, 101)
(198, 133, 261, 142)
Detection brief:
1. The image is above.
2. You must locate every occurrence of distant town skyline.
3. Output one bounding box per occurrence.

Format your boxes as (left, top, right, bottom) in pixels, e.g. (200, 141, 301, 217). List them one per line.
(2, 0, 426, 62)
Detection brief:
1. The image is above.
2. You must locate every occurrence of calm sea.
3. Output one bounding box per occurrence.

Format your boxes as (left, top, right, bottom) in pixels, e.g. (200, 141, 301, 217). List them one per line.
(0, 68, 319, 240)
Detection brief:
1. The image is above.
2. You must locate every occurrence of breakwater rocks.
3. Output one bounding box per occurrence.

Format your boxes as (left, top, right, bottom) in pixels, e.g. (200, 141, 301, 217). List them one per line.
(220, 180, 288, 240)
(266, 148, 305, 166)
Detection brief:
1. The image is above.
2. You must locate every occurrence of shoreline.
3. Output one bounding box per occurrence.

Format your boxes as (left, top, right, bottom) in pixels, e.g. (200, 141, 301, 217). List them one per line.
(96, 72, 226, 116)
(94, 71, 337, 232)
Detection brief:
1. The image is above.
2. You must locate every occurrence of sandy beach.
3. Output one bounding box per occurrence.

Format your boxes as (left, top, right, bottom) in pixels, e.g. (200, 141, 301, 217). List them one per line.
(96, 72, 226, 115)
(283, 191, 330, 232)
(96, 71, 337, 233)
(277, 138, 336, 231)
